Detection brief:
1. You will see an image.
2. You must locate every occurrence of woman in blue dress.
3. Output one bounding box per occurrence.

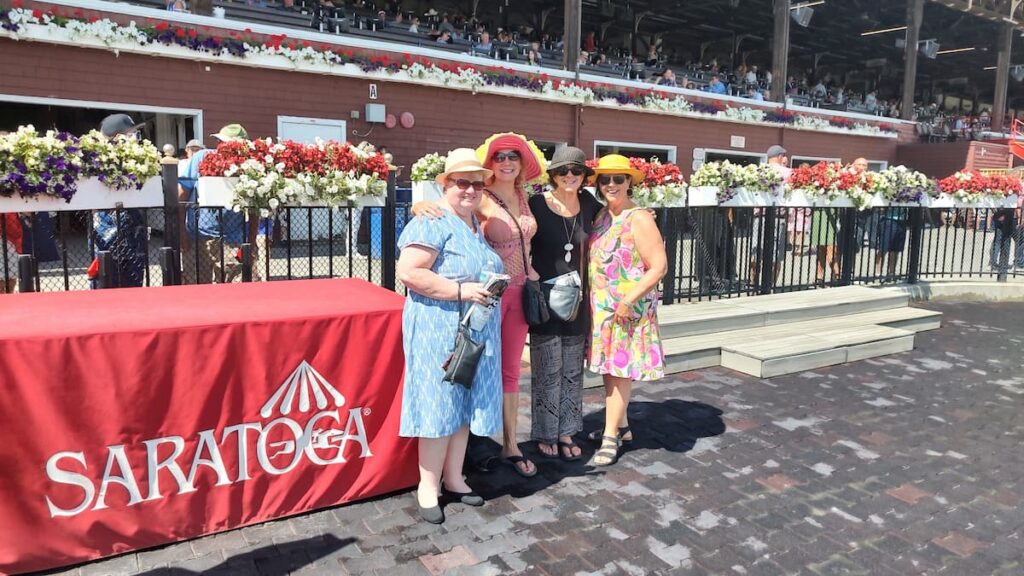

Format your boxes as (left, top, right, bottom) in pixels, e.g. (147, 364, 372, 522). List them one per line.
(396, 149, 504, 524)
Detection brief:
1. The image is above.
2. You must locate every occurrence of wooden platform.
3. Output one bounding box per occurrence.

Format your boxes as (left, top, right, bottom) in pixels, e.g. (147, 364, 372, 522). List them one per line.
(658, 286, 941, 378)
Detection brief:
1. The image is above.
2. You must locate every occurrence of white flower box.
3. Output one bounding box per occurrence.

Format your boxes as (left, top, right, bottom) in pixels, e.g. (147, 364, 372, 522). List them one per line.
(0, 176, 162, 212)
(782, 189, 812, 207)
(411, 181, 444, 204)
(199, 177, 386, 208)
(952, 195, 1019, 209)
(197, 176, 236, 208)
(927, 195, 954, 209)
(720, 187, 774, 207)
(813, 196, 856, 208)
(687, 186, 719, 207)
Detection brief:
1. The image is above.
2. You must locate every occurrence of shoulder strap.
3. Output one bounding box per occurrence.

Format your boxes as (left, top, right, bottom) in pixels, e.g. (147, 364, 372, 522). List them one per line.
(486, 189, 528, 273)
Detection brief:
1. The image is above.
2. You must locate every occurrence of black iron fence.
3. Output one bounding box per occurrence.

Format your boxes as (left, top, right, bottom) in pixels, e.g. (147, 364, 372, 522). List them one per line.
(2, 164, 1021, 300)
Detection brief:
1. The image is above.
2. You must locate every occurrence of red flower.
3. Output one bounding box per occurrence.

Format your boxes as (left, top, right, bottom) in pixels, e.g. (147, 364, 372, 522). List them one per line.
(175, 28, 185, 38)
(188, 29, 197, 39)
(155, 22, 169, 32)
(89, 15, 99, 23)
(32, 9, 42, 18)
(12, 0, 24, 9)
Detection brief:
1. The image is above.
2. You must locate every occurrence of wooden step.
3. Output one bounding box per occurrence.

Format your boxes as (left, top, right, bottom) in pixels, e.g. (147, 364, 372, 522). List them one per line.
(658, 285, 908, 339)
(661, 306, 939, 368)
(720, 326, 915, 378)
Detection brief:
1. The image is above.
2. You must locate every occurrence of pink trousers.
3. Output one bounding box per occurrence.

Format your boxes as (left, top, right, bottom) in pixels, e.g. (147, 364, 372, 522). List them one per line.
(499, 284, 529, 394)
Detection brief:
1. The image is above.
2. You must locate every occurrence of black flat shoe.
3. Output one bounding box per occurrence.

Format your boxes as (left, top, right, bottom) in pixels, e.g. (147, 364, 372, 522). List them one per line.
(442, 487, 484, 507)
(418, 503, 444, 524)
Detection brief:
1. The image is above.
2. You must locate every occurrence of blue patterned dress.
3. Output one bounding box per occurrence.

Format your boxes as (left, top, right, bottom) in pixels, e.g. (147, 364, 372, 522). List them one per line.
(398, 212, 504, 438)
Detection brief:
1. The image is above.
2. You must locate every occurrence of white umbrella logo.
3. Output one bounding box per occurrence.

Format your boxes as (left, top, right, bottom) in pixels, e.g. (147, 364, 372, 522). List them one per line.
(260, 361, 346, 419)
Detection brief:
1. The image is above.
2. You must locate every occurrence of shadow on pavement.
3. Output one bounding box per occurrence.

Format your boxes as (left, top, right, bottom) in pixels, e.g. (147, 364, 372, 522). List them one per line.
(466, 399, 725, 500)
(134, 534, 356, 576)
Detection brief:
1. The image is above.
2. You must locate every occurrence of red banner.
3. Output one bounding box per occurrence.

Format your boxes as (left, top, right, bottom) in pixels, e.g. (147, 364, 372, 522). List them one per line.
(0, 279, 416, 575)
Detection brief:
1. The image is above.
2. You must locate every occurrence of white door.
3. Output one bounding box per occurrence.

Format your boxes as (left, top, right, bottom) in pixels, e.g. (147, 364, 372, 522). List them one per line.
(276, 116, 348, 242)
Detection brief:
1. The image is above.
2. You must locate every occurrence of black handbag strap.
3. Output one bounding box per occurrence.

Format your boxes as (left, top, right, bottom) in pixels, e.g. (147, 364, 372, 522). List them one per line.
(486, 189, 529, 278)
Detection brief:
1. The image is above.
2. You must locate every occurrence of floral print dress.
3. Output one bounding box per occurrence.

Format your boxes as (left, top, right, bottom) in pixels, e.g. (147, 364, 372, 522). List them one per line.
(587, 208, 665, 381)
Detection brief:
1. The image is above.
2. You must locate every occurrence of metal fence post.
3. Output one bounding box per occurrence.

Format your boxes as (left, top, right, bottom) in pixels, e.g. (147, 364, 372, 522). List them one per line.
(759, 207, 777, 295)
(906, 207, 925, 285)
(17, 254, 36, 293)
(838, 208, 857, 286)
(161, 159, 182, 285)
(660, 207, 677, 305)
(160, 247, 180, 286)
(240, 243, 253, 283)
(97, 250, 115, 289)
(381, 172, 397, 291)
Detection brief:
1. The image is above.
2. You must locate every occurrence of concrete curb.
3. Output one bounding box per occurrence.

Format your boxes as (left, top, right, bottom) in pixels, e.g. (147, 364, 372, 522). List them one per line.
(883, 280, 1024, 302)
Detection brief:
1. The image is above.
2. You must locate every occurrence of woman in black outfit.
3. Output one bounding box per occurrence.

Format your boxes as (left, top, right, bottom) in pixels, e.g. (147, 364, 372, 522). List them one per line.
(528, 147, 603, 461)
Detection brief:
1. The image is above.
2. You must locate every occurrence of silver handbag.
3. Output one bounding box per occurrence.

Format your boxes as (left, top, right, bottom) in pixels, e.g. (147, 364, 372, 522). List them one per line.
(543, 272, 581, 322)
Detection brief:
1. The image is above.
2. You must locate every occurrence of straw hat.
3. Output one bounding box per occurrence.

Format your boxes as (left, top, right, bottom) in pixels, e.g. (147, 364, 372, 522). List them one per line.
(435, 148, 493, 185)
(476, 132, 546, 182)
(589, 154, 644, 185)
(546, 146, 593, 178)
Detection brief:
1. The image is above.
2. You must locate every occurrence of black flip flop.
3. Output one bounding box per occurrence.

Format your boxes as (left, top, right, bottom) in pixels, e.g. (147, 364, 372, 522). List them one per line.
(503, 455, 538, 477)
(558, 438, 582, 462)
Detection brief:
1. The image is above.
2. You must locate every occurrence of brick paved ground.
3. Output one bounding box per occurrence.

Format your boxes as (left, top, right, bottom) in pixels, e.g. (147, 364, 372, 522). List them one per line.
(41, 301, 1024, 576)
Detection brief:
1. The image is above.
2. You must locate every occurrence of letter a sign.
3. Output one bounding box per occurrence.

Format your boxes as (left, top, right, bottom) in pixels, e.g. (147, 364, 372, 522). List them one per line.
(369, 84, 378, 100)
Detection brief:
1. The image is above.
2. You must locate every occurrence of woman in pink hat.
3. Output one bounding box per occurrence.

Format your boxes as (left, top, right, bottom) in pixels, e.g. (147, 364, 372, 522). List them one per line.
(413, 133, 545, 478)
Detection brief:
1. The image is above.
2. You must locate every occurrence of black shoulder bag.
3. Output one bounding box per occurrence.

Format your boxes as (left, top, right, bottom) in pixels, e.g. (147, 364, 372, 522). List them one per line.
(442, 283, 486, 389)
(487, 190, 549, 326)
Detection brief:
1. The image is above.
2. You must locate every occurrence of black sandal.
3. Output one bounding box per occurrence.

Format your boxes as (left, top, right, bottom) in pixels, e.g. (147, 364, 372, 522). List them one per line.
(592, 435, 622, 466)
(587, 426, 633, 444)
(502, 455, 538, 477)
(536, 441, 561, 460)
(558, 438, 582, 462)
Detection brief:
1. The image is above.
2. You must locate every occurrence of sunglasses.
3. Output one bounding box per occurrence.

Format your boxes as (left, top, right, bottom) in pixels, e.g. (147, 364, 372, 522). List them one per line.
(597, 175, 630, 186)
(552, 166, 586, 177)
(492, 151, 521, 163)
(452, 179, 486, 191)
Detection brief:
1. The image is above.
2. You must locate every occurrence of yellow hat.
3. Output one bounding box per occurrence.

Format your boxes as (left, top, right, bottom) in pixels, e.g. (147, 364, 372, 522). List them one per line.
(589, 154, 645, 185)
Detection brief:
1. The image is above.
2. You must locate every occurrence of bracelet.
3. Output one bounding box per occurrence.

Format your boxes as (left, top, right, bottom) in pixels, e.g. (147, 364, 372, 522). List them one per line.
(457, 281, 462, 302)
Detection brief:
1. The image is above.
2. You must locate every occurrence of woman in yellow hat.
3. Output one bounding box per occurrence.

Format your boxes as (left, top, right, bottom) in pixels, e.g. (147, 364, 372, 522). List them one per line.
(586, 154, 667, 466)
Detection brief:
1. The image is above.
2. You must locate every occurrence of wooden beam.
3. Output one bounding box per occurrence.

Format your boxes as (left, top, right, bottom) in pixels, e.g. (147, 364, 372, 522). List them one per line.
(771, 0, 790, 103)
(563, 0, 582, 74)
(902, 0, 925, 121)
(993, 22, 1014, 132)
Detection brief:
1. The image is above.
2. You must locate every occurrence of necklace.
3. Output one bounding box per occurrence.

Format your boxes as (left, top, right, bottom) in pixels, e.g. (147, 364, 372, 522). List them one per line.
(562, 213, 577, 263)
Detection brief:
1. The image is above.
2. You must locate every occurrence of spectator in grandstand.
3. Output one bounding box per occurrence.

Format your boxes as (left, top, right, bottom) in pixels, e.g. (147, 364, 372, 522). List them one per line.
(1, 212, 22, 294)
(865, 91, 878, 113)
(657, 68, 678, 87)
(749, 146, 789, 287)
(578, 50, 590, 67)
(474, 31, 492, 56)
(397, 149, 501, 525)
(594, 52, 608, 66)
(745, 66, 757, 86)
(438, 13, 457, 36)
(165, 0, 187, 12)
(408, 17, 420, 33)
(528, 147, 600, 462)
(706, 76, 727, 95)
(747, 86, 765, 102)
(91, 114, 149, 290)
(436, 30, 451, 44)
(162, 143, 177, 159)
(527, 47, 542, 66)
(586, 153, 667, 466)
(584, 30, 596, 53)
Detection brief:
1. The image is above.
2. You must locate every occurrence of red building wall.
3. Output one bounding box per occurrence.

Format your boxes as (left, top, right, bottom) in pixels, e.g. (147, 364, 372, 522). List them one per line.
(0, 38, 902, 178)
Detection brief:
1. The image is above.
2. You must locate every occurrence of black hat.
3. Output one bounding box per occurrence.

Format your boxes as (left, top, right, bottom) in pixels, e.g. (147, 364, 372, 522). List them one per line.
(546, 146, 593, 176)
(100, 114, 145, 138)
